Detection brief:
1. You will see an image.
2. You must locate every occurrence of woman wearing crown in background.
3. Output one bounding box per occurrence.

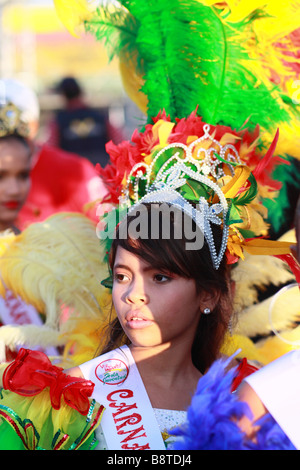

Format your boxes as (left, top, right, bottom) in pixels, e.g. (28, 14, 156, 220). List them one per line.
(0, 0, 299, 451)
(0, 103, 32, 234)
(0, 104, 62, 362)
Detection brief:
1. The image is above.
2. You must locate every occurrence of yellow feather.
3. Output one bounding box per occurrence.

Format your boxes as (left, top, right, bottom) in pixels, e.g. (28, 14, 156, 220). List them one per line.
(232, 252, 295, 311)
(221, 333, 265, 363)
(59, 292, 114, 364)
(231, 229, 298, 361)
(0, 213, 109, 329)
(119, 57, 148, 115)
(198, 1, 300, 36)
(222, 329, 300, 366)
(253, 327, 300, 363)
(0, 230, 16, 256)
(0, 230, 16, 299)
(234, 203, 269, 235)
(199, 1, 300, 97)
(60, 318, 108, 365)
(235, 285, 300, 338)
(267, 117, 300, 160)
(0, 324, 64, 362)
(53, 0, 94, 37)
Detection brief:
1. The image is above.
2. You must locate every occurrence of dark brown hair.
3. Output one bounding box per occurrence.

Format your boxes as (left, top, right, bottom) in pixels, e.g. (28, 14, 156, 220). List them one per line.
(100, 203, 233, 373)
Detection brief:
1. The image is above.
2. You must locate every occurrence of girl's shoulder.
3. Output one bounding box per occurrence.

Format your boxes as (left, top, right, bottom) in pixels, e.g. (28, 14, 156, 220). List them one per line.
(64, 365, 85, 378)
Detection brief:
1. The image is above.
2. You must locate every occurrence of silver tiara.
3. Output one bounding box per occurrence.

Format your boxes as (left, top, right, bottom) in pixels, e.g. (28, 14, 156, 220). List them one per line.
(120, 124, 244, 269)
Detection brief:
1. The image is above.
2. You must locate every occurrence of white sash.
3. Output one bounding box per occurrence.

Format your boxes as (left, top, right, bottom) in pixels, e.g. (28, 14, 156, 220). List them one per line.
(245, 350, 300, 450)
(79, 345, 166, 450)
(0, 290, 58, 360)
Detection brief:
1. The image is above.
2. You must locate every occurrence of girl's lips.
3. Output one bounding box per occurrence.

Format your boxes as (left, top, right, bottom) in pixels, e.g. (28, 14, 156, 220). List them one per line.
(2, 201, 20, 210)
(125, 312, 153, 329)
(127, 319, 154, 329)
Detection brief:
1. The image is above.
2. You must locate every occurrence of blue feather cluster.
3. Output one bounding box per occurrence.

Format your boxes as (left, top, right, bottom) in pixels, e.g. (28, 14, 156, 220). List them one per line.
(171, 357, 295, 450)
(251, 415, 295, 450)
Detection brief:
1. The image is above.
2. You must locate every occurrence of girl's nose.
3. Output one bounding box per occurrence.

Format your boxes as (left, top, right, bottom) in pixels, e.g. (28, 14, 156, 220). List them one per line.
(6, 177, 22, 196)
(125, 280, 149, 305)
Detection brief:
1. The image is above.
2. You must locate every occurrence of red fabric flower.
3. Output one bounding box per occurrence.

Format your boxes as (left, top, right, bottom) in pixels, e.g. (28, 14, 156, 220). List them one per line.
(96, 138, 146, 204)
(3, 349, 95, 416)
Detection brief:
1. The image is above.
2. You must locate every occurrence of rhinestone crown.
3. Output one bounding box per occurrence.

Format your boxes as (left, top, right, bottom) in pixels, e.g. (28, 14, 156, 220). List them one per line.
(120, 124, 244, 269)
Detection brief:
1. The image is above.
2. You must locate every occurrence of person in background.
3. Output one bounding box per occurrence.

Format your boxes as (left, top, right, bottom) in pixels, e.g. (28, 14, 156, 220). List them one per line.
(0, 103, 32, 234)
(0, 102, 58, 361)
(0, 79, 108, 230)
(48, 76, 122, 167)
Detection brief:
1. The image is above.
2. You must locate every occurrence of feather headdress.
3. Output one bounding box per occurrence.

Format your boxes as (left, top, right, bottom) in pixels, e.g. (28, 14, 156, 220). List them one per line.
(55, 0, 300, 152)
(53, 2, 300, 265)
(55, 0, 300, 240)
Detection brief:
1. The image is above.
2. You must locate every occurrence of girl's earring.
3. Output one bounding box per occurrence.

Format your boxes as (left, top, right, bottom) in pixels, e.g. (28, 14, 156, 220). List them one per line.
(203, 307, 211, 315)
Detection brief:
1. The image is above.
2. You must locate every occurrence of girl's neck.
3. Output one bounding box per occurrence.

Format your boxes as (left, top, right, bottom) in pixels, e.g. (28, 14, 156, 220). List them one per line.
(129, 343, 202, 410)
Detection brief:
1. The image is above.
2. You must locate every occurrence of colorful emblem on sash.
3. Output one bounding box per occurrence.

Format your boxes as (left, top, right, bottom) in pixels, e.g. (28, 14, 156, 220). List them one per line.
(95, 358, 129, 385)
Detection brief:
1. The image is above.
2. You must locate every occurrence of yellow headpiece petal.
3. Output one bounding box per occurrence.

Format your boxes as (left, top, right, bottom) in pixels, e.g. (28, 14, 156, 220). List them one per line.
(221, 165, 251, 198)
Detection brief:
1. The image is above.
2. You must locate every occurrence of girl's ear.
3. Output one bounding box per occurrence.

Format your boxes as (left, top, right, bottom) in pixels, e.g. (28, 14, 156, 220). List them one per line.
(198, 289, 219, 313)
(198, 276, 233, 314)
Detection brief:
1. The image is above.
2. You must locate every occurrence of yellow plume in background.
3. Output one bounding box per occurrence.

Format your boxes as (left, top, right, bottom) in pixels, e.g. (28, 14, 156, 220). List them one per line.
(0, 213, 112, 366)
(53, 0, 94, 37)
(200, 0, 300, 31)
(0, 212, 110, 329)
(223, 229, 300, 365)
(119, 57, 148, 115)
(198, 0, 300, 157)
(0, 230, 17, 256)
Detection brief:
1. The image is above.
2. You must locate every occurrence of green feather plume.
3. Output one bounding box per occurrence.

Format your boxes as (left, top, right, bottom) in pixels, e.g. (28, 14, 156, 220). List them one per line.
(84, 0, 294, 132)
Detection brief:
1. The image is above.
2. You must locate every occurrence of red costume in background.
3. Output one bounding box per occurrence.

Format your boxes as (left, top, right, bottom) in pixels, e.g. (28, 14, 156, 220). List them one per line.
(17, 144, 107, 229)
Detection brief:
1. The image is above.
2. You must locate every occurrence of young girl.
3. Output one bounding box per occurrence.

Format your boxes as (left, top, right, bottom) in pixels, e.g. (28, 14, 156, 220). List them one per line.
(63, 204, 237, 449)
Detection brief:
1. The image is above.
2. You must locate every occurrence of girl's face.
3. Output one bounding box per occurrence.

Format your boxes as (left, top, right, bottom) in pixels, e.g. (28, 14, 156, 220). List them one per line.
(112, 246, 205, 349)
(0, 139, 31, 229)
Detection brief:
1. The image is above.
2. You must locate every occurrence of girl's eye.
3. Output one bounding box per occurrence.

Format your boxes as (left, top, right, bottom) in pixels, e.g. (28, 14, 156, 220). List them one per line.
(18, 171, 30, 180)
(153, 274, 171, 283)
(113, 273, 130, 283)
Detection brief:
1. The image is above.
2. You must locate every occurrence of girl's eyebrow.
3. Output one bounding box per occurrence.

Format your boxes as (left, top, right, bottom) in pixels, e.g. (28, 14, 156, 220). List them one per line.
(113, 262, 157, 273)
(113, 263, 131, 271)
